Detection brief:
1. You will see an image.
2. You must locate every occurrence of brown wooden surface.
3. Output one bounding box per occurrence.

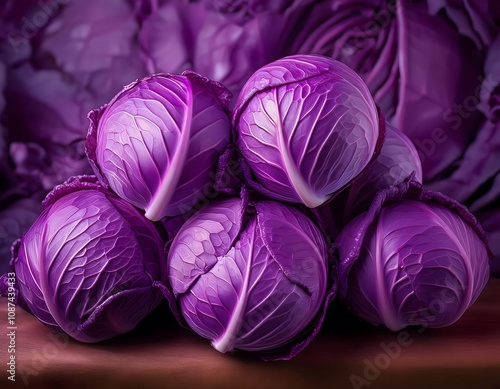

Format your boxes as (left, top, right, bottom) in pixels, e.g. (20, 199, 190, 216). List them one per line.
(1, 278, 499, 389)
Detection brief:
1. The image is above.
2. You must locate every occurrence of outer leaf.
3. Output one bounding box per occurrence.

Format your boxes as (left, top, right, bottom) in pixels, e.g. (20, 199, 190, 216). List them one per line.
(11, 225, 60, 330)
(164, 71, 232, 215)
(233, 54, 383, 208)
(256, 201, 327, 298)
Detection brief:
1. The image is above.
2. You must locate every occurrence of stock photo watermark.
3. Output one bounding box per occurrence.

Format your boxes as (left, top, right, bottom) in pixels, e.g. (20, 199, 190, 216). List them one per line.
(413, 73, 497, 164)
(4, 266, 136, 385)
(341, 0, 399, 56)
(5, 273, 17, 382)
(16, 330, 69, 386)
(7, 0, 70, 54)
(349, 328, 415, 388)
(348, 276, 463, 388)
(177, 154, 241, 218)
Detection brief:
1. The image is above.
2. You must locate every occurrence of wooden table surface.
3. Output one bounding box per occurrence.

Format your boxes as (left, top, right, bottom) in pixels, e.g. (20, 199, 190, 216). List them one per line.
(1, 278, 499, 389)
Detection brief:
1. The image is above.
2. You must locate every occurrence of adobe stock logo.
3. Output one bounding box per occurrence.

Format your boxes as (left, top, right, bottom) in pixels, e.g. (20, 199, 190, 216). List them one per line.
(413, 74, 497, 164)
(7, 0, 70, 54)
(342, 0, 399, 53)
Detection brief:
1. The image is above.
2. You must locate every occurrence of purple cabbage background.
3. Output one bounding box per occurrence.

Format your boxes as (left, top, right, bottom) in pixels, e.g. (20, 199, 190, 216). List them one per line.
(0, 0, 498, 340)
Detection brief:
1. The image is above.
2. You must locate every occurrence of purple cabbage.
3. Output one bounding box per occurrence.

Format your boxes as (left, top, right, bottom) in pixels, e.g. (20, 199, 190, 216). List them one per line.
(167, 195, 334, 360)
(86, 71, 231, 220)
(335, 179, 492, 330)
(0, 0, 496, 360)
(11, 175, 167, 342)
(233, 54, 384, 208)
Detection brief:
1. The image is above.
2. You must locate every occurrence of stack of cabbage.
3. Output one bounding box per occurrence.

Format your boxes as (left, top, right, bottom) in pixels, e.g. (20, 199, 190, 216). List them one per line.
(9, 55, 492, 360)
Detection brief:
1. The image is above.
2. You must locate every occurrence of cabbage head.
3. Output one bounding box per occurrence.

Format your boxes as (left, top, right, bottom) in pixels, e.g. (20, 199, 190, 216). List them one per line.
(11, 176, 167, 342)
(167, 195, 333, 359)
(233, 54, 384, 208)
